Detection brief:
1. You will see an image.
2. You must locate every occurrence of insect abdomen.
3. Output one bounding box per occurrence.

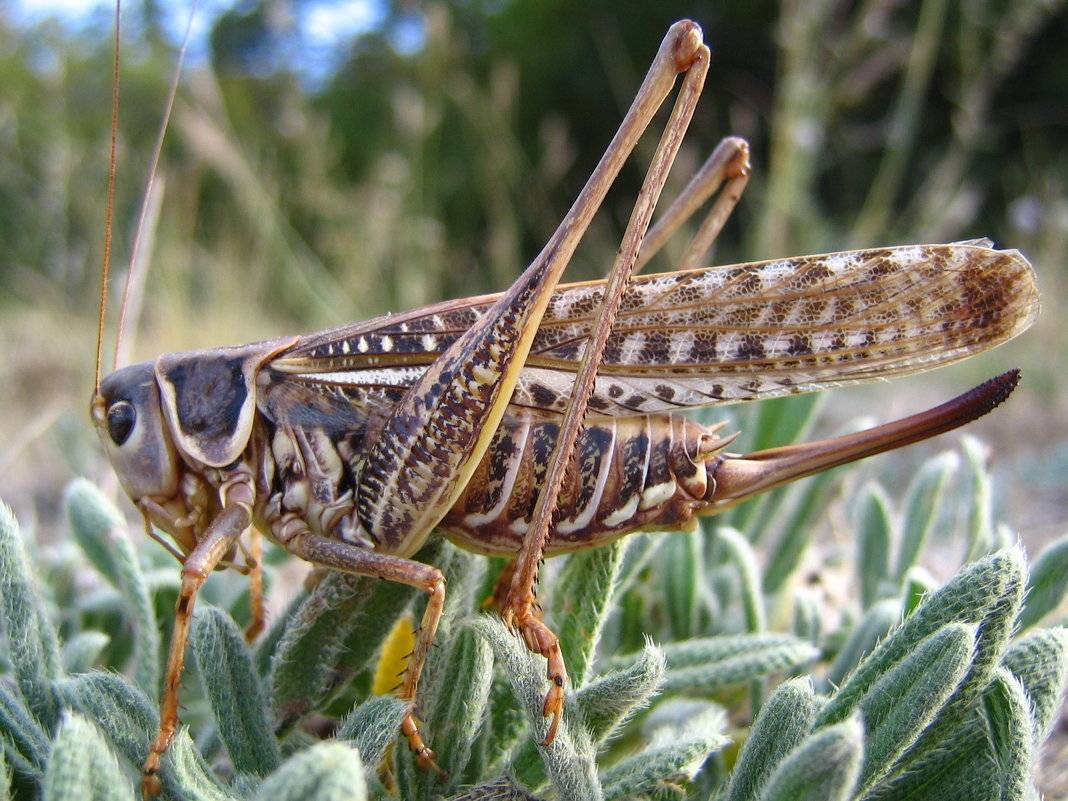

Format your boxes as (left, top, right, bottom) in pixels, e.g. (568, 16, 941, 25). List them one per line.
(441, 414, 730, 556)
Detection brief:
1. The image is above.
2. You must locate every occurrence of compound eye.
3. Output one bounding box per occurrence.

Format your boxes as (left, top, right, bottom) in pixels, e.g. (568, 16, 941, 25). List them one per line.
(106, 401, 136, 446)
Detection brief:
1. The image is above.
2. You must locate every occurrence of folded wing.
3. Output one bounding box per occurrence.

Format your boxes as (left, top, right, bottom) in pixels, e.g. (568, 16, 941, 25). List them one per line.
(270, 242, 1038, 419)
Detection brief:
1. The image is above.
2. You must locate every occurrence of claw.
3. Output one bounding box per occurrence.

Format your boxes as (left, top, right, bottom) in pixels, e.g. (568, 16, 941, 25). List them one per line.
(541, 678, 565, 745)
(141, 753, 163, 799)
(502, 607, 570, 748)
(244, 618, 265, 643)
(401, 710, 447, 779)
(141, 727, 176, 799)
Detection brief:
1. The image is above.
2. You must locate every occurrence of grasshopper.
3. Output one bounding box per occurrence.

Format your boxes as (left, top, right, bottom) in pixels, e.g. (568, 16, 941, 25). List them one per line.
(88, 15, 1038, 798)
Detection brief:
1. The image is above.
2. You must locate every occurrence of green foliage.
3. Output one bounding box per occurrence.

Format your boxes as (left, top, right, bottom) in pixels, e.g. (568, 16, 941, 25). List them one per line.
(896, 452, 957, 581)
(0, 503, 60, 726)
(725, 678, 818, 801)
(552, 540, 625, 687)
(1017, 533, 1068, 630)
(64, 481, 160, 697)
(335, 695, 408, 776)
(854, 622, 974, 791)
(1001, 627, 1068, 743)
(855, 483, 894, 609)
(2, 435, 1067, 801)
(961, 437, 996, 562)
(42, 713, 132, 801)
(190, 608, 280, 778)
(758, 718, 863, 801)
(253, 743, 365, 801)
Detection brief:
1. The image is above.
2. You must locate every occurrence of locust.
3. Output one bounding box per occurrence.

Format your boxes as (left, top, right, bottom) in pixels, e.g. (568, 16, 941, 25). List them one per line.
(87, 15, 1038, 798)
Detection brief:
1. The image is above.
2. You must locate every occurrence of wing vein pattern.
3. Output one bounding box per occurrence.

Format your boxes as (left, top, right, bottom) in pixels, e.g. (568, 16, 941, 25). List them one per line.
(268, 243, 1038, 423)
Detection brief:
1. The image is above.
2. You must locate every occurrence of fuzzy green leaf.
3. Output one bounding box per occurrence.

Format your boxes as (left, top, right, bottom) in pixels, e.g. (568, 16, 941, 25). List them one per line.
(792, 589, 821, 645)
(269, 569, 414, 727)
(254, 587, 306, 678)
(65, 480, 160, 697)
(61, 631, 111, 675)
(577, 641, 665, 743)
(512, 642, 666, 792)
(625, 634, 820, 694)
(762, 468, 841, 594)
(661, 532, 703, 640)
(895, 452, 956, 579)
(481, 672, 528, 780)
(336, 694, 407, 772)
(469, 616, 601, 801)
(825, 600, 900, 690)
(552, 539, 625, 687)
(0, 503, 60, 722)
(1, 740, 41, 788)
(53, 671, 235, 801)
(190, 607, 280, 777)
(54, 673, 155, 787)
(717, 527, 766, 632)
(0, 679, 50, 774)
(161, 730, 243, 801)
(0, 749, 9, 801)
(856, 622, 975, 791)
(1017, 533, 1068, 630)
(982, 668, 1033, 801)
(758, 717, 862, 801)
(896, 550, 1025, 768)
(867, 668, 1036, 801)
(855, 482, 893, 609)
(725, 677, 819, 801)
(1001, 627, 1068, 745)
(42, 713, 132, 801)
(864, 707, 994, 801)
(900, 567, 937, 619)
(599, 706, 726, 801)
(961, 436, 993, 562)
(254, 742, 365, 801)
(824, 550, 1025, 797)
(818, 548, 1024, 728)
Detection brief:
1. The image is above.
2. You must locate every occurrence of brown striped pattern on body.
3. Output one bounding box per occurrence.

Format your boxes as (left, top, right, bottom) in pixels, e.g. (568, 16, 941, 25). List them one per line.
(440, 413, 729, 556)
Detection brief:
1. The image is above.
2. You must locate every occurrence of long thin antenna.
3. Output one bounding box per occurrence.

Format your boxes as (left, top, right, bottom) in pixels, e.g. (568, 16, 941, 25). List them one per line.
(94, 0, 121, 393)
(114, 0, 199, 370)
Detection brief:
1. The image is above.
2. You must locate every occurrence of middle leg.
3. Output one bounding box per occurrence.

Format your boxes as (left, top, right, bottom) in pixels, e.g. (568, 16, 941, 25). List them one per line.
(288, 533, 447, 774)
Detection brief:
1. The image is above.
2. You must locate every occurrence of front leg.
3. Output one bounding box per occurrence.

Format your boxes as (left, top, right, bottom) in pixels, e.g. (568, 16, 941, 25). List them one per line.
(289, 533, 446, 774)
(142, 497, 251, 798)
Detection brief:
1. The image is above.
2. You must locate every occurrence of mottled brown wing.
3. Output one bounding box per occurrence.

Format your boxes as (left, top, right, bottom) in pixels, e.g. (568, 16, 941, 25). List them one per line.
(268, 241, 1038, 420)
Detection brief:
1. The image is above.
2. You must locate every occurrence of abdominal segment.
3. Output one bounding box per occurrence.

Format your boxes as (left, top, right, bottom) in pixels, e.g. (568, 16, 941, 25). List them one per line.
(440, 414, 730, 556)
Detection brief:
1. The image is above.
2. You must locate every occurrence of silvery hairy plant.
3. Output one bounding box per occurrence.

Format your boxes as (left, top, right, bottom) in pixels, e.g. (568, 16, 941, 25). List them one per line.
(1, 427, 1066, 800)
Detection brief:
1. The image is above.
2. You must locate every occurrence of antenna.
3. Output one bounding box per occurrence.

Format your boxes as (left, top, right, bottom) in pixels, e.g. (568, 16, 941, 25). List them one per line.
(94, 0, 121, 393)
(114, 0, 199, 370)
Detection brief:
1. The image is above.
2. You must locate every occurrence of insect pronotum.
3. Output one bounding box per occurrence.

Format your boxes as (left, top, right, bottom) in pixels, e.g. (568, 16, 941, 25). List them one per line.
(89, 12, 1038, 797)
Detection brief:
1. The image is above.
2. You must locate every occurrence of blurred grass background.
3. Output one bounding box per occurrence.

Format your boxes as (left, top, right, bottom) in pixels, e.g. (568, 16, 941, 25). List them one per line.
(0, 0, 1065, 570)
